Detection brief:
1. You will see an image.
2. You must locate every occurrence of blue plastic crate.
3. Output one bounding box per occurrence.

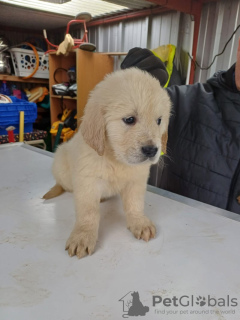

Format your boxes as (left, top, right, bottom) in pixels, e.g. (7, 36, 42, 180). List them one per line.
(0, 96, 37, 135)
(0, 123, 33, 135)
(0, 114, 36, 124)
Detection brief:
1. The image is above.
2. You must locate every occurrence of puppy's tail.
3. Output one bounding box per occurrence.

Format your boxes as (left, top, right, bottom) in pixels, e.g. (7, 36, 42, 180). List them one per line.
(42, 184, 65, 200)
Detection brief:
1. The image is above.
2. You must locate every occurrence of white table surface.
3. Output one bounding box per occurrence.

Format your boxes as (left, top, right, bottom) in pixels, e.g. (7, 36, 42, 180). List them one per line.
(0, 143, 240, 320)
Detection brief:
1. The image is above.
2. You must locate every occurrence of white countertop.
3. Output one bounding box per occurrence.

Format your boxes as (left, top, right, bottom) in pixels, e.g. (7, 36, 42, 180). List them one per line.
(0, 144, 240, 320)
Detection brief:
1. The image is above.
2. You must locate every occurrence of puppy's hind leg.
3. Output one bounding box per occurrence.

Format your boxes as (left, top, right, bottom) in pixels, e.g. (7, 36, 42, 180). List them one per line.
(42, 184, 65, 200)
(43, 143, 71, 200)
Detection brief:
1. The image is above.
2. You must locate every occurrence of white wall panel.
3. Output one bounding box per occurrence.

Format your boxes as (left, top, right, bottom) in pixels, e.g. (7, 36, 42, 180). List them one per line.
(175, 13, 192, 81)
(195, 0, 240, 83)
(88, 12, 181, 70)
(87, 0, 240, 83)
(89, 12, 180, 53)
(149, 11, 180, 49)
(121, 17, 149, 51)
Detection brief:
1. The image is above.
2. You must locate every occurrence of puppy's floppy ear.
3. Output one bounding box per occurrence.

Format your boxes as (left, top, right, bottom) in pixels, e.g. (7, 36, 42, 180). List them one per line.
(80, 99, 105, 156)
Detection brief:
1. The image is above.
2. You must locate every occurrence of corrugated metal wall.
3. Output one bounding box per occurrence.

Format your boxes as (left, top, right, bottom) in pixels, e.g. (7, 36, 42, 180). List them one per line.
(87, 0, 240, 83)
(88, 11, 181, 70)
(89, 12, 181, 51)
(195, 0, 240, 83)
(148, 12, 180, 48)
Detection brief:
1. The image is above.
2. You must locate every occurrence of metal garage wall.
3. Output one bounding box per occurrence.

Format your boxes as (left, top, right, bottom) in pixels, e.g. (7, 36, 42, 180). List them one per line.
(87, 0, 240, 83)
(88, 18, 149, 52)
(88, 11, 181, 70)
(195, 0, 240, 83)
(148, 11, 180, 49)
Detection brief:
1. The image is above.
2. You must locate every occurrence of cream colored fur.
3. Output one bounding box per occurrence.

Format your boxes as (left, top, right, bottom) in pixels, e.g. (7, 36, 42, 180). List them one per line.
(43, 68, 171, 259)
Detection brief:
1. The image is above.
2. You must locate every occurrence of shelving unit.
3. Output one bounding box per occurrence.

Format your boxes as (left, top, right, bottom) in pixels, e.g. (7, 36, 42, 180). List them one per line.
(51, 95, 77, 100)
(0, 74, 48, 84)
(48, 49, 114, 127)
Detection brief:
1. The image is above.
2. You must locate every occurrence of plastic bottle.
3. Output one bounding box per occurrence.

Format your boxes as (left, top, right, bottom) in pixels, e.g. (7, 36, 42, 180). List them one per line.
(0, 81, 11, 96)
(12, 84, 21, 99)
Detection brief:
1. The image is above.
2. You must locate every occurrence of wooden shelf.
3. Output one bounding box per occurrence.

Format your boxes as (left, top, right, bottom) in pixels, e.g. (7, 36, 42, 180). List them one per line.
(0, 74, 49, 84)
(51, 95, 77, 100)
(49, 50, 127, 56)
(49, 50, 114, 145)
(99, 52, 127, 56)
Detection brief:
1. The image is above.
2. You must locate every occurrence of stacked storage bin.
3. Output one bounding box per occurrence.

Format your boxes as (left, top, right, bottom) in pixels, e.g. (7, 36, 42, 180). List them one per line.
(0, 97, 37, 135)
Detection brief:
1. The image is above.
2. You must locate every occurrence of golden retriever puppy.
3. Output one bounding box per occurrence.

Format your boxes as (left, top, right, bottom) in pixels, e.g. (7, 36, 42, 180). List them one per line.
(43, 68, 171, 259)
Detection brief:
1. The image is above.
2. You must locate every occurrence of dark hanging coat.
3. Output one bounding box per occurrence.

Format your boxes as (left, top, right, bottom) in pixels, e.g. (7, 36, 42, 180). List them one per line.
(156, 65, 240, 214)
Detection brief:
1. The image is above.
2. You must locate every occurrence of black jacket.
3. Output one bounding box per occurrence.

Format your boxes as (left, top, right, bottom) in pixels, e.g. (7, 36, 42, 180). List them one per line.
(155, 66, 240, 214)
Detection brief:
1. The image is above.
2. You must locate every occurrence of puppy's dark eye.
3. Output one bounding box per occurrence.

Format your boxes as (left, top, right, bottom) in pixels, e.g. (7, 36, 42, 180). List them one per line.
(157, 118, 162, 125)
(123, 117, 136, 125)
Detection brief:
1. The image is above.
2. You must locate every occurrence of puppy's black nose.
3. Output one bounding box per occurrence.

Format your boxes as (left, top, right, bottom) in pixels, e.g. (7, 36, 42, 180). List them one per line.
(141, 145, 158, 158)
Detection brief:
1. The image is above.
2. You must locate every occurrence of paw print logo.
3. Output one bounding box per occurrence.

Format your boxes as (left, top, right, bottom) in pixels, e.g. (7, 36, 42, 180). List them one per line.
(196, 296, 206, 307)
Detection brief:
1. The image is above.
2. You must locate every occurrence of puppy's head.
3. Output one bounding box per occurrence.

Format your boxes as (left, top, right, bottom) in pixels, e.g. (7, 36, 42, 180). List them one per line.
(81, 68, 171, 165)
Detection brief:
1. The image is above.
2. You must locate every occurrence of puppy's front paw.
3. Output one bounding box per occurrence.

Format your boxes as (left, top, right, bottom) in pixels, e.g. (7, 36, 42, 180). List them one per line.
(127, 216, 156, 241)
(65, 227, 98, 259)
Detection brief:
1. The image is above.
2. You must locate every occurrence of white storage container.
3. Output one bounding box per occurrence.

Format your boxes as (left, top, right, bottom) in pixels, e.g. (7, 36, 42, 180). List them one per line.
(10, 48, 49, 79)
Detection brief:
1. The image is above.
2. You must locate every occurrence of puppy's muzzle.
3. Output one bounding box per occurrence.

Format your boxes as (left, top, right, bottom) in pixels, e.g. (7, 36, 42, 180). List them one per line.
(141, 145, 158, 158)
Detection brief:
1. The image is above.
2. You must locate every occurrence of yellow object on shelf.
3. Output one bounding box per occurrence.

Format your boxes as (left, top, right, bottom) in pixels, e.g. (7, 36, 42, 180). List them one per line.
(19, 111, 24, 142)
(62, 129, 76, 142)
(25, 86, 49, 103)
(50, 109, 72, 136)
